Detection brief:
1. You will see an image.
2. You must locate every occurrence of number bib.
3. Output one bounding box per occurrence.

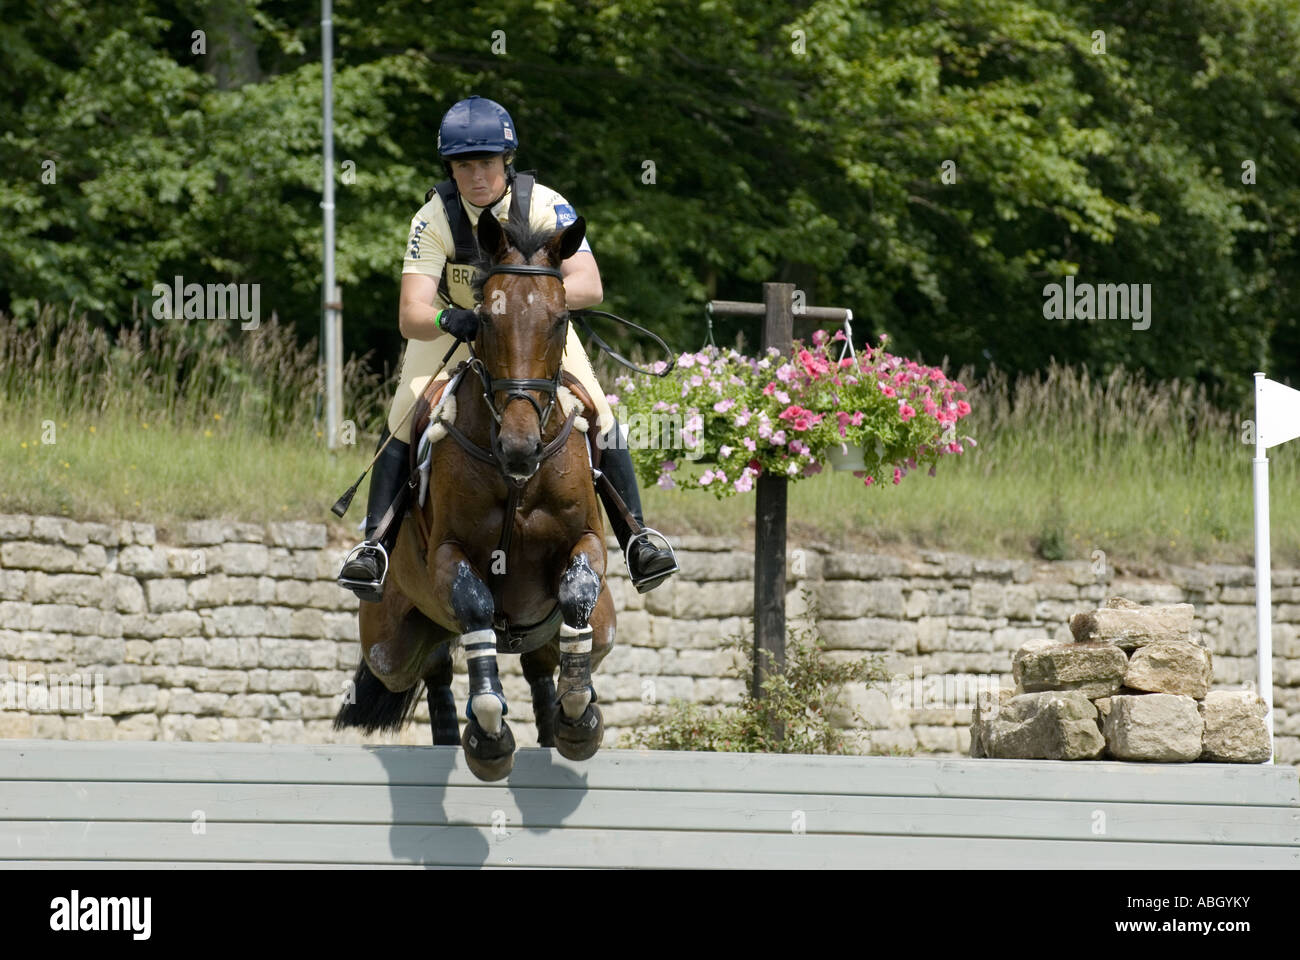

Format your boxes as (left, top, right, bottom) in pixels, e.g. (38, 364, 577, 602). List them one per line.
(444, 262, 478, 308)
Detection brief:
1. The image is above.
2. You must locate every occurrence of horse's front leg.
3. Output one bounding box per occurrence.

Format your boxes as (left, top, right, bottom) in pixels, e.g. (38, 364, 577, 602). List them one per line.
(432, 541, 515, 782)
(553, 533, 609, 761)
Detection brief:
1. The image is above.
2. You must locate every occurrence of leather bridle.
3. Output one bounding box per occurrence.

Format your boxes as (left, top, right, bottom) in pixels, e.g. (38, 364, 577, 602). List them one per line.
(438, 261, 580, 490)
(466, 262, 568, 432)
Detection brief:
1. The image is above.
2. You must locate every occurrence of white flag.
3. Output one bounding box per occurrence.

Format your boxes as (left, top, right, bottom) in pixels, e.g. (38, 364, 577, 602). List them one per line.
(1257, 376, 1300, 449)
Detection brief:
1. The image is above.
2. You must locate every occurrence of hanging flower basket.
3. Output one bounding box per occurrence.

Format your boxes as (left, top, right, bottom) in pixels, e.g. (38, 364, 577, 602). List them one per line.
(610, 329, 976, 497)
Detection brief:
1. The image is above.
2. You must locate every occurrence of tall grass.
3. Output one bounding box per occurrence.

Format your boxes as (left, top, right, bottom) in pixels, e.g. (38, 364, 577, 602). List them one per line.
(629, 356, 1296, 566)
(2, 305, 1294, 565)
(1, 303, 390, 439)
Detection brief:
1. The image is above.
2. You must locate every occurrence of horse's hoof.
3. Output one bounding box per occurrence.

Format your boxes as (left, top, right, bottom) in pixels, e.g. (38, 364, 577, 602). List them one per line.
(552, 702, 603, 762)
(462, 718, 515, 782)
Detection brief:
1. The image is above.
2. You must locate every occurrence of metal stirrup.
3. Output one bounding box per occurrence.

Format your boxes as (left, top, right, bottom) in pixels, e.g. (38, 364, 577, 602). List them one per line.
(624, 526, 678, 575)
(337, 540, 390, 594)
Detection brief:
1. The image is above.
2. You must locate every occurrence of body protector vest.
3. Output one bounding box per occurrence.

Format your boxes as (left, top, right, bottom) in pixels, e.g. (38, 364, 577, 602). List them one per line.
(426, 172, 536, 309)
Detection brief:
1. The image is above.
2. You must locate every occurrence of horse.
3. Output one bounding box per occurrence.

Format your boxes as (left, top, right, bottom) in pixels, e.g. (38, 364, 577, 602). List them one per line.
(334, 209, 615, 782)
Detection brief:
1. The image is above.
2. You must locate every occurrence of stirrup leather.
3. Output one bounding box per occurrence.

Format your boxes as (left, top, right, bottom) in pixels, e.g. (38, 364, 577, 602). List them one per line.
(337, 541, 390, 602)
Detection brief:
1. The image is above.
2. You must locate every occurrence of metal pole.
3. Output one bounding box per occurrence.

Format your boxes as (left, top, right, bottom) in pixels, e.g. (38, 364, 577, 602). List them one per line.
(1253, 372, 1274, 762)
(322, 0, 339, 450)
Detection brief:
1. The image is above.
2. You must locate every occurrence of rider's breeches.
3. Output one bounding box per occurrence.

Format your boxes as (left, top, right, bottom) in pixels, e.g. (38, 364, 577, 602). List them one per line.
(386, 326, 616, 445)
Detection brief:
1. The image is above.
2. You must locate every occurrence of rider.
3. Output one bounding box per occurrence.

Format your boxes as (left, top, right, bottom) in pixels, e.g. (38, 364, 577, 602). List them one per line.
(338, 95, 678, 602)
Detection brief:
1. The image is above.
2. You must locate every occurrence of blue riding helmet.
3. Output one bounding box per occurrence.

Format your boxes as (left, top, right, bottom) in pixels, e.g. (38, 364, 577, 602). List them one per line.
(437, 95, 518, 158)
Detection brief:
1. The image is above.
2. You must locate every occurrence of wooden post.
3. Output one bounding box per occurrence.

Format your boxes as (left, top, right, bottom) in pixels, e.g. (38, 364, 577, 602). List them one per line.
(705, 288, 851, 745)
(754, 283, 793, 735)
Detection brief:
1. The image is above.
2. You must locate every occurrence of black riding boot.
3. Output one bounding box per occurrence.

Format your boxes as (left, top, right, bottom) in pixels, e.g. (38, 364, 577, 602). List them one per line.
(337, 426, 411, 603)
(596, 418, 678, 594)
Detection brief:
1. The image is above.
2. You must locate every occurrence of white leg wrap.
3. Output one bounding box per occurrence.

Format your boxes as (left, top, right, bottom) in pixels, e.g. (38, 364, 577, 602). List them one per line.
(462, 629, 497, 658)
(463, 629, 503, 735)
(559, 621, 593, 654)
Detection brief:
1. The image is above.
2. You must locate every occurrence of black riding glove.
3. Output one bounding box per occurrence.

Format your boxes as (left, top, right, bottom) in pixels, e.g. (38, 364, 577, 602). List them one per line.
(440, 307, 480, 342)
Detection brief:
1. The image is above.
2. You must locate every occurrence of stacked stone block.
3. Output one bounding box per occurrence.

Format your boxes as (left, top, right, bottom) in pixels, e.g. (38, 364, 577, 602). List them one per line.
(971, 597, 1272, 762)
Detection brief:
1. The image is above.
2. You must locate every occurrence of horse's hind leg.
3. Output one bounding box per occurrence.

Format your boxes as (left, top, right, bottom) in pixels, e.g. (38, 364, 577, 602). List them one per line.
(423, 640, 459, 746)
(337, 590, 427, 734)
(521, 647, 558, 748)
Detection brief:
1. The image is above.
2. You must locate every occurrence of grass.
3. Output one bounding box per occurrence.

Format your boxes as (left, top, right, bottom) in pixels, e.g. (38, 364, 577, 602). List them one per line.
(1, 304, 1296, 567)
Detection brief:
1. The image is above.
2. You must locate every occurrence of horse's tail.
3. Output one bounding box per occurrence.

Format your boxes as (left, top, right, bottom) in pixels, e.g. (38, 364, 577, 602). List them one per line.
(333, 658, 424, 734)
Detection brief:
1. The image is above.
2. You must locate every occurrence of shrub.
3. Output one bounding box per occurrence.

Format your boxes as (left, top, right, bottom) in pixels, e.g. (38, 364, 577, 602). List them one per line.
(620, 590, 892, 754)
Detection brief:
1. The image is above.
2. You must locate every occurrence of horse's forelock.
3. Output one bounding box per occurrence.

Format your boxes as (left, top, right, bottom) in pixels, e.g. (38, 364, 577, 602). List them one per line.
(470, 220, 564, 303)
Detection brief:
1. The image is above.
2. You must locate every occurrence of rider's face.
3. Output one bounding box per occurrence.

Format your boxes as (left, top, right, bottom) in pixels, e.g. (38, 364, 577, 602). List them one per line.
(450, 156, 507, 206)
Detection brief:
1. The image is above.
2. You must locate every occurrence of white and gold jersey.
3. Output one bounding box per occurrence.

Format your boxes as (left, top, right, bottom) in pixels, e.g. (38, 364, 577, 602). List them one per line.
(402, 179, 592, 309)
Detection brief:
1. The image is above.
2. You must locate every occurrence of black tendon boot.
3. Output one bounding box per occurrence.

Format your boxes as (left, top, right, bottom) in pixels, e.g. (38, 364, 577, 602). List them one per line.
(596, 418, 678, 593)
(337, 427, 412, 602)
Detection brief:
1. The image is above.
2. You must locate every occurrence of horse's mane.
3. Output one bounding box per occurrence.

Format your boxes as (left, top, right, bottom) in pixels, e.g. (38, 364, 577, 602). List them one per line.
(469, 219, 563, 304)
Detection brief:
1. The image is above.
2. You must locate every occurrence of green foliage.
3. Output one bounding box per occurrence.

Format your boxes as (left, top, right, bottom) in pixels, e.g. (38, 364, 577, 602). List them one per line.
(1, 0, 1298, 410)
(620, 590, 892, 754)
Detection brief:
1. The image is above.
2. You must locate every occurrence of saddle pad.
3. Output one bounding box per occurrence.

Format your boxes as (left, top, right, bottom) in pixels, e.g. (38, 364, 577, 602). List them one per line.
(415, 368, 593, 509)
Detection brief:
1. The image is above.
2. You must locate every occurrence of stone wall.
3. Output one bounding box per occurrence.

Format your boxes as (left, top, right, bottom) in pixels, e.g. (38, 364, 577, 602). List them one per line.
(0, 512, 1296, 769)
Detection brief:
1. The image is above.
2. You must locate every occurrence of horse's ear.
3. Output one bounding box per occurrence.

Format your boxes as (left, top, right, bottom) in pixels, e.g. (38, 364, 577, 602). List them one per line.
(476, 210, 510, 263)
(546, 216, 586, 265)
